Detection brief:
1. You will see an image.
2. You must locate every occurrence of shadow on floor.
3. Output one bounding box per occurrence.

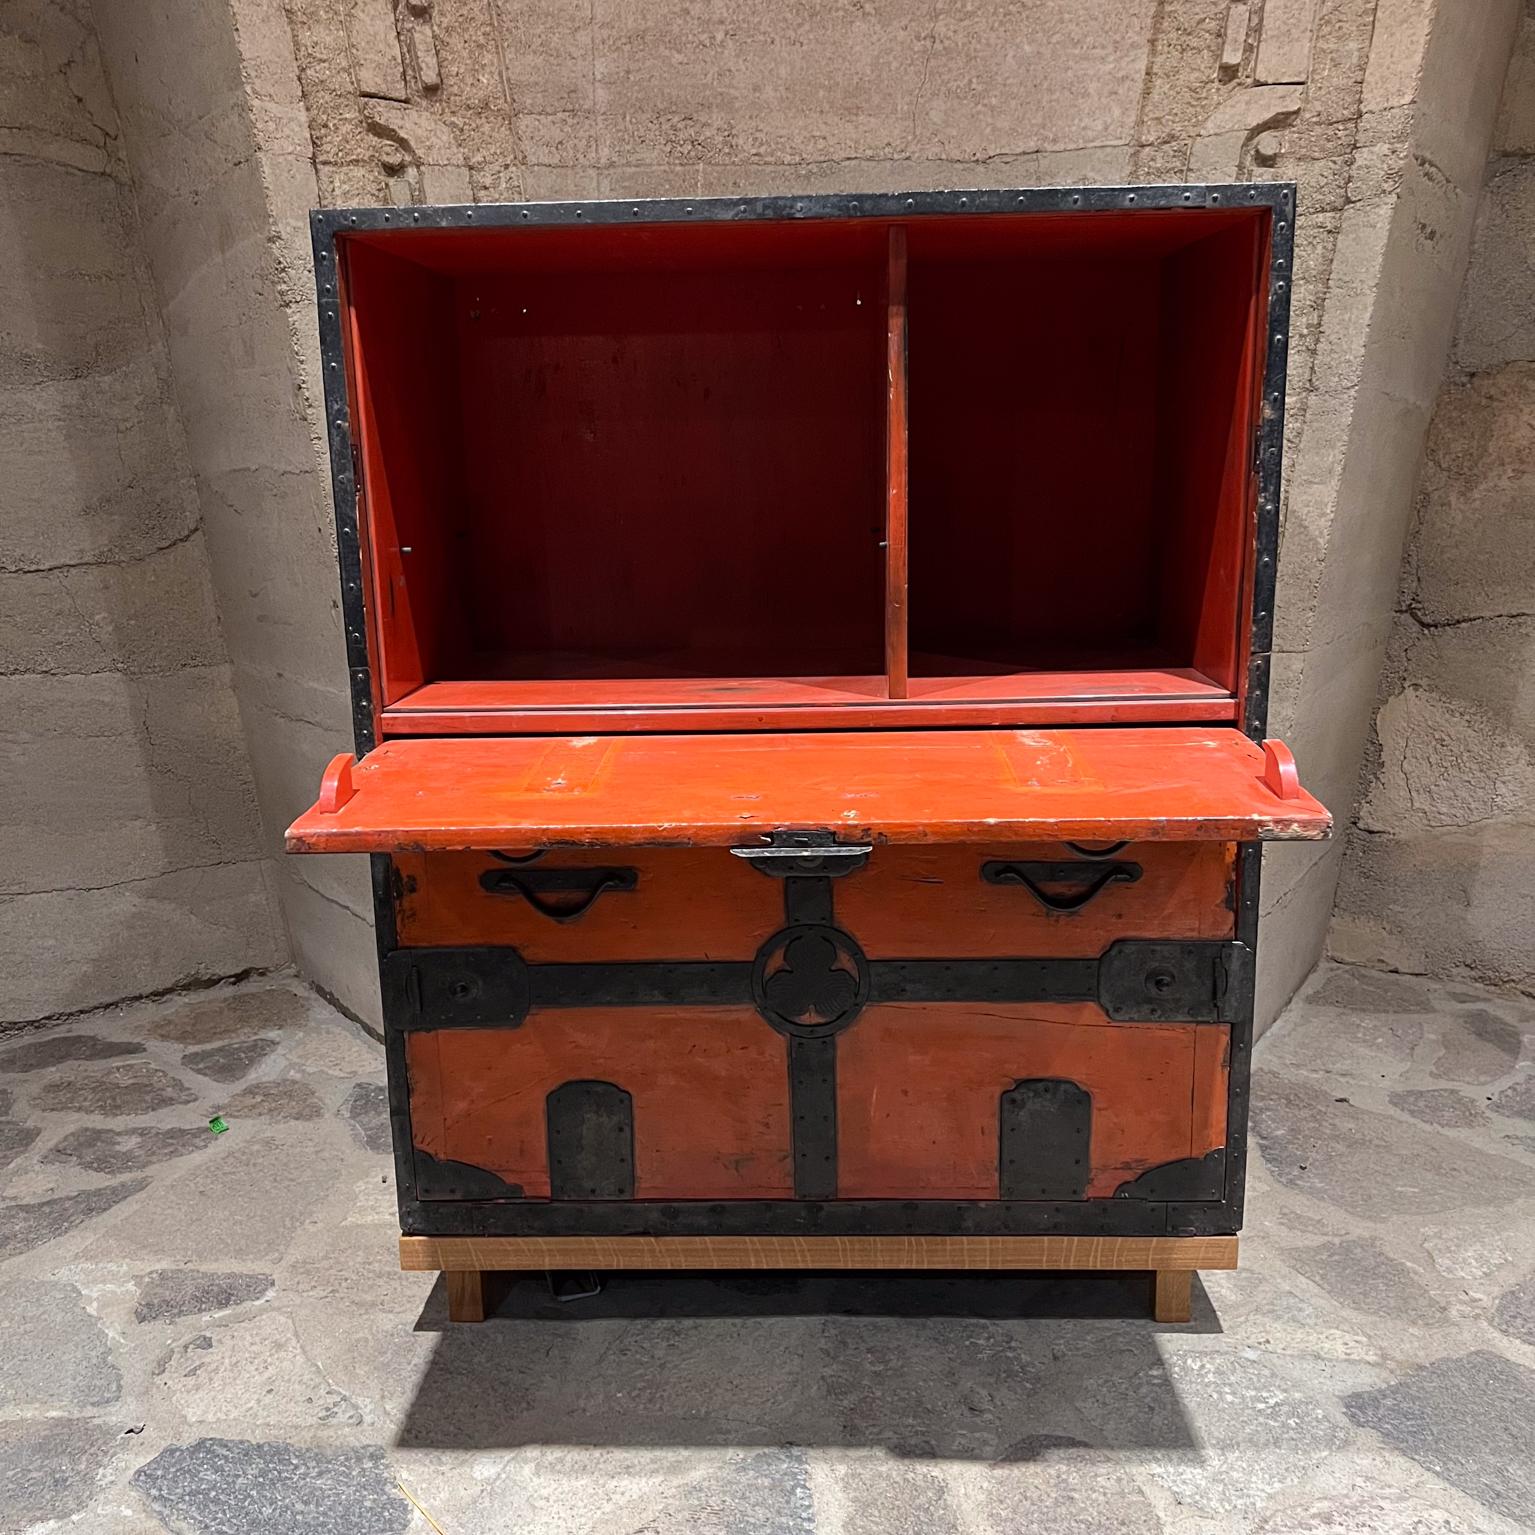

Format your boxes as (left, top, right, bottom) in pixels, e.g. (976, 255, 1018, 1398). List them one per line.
(396, 1269, 1213, 1455)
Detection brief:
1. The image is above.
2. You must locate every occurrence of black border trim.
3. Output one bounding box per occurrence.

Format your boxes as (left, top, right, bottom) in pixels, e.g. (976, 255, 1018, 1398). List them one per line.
(395, 1193, 1236, 1238)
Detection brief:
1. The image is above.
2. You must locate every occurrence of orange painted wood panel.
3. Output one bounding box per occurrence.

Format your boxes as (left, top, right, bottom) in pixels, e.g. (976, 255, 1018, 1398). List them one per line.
(406, 1011, 793, 1199)
(386, 666, 1229, 710)
(287, 727, 1330, 852)
(380, 669, 1239, 735)
(395, 848, 783, 959)
(381, 696, 1241, 737)
(840, 841, 1235, 959)
(835, 1004, 1229, 1199)
(395, 842, 1233, 959)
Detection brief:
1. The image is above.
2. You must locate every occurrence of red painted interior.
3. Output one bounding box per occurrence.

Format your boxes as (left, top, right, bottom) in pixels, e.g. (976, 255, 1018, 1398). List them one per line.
(339, 210, 1270, 725)
(905, 214, 1262, 693)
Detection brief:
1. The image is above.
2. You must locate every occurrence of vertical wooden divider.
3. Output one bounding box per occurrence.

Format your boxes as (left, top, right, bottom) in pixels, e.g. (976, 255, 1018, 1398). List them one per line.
(884, 225, 910, 698)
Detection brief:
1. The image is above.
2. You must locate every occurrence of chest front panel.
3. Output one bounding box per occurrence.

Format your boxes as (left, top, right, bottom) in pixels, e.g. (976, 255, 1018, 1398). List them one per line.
(390, 842, 1237, 1216)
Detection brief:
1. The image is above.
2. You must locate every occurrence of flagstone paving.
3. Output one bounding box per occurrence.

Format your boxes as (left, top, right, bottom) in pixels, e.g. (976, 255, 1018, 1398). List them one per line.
(0, 964, 1532, 1534)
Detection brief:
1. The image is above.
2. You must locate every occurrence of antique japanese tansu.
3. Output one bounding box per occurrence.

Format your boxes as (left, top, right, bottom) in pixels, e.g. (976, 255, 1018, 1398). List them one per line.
(288, 187, 1328, 1323)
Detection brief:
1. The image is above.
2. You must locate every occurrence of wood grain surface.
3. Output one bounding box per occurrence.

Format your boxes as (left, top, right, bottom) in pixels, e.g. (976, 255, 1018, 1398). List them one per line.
(401, 1233, 1239, 1272)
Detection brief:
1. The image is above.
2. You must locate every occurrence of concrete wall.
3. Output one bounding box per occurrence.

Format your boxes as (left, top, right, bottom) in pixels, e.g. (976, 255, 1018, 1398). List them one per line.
(241, 0, 1529, 1029)
(1333, 4, 1535, 994)
(1241, 0, 1521, 1025)
(0, 0, 282, 1025)
(13, 0, 1514, 1025)
(91, 0, 380, 1020)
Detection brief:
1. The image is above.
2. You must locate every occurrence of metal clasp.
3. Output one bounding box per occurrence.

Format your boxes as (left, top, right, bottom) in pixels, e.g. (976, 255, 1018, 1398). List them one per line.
(730, 830, 872, 878)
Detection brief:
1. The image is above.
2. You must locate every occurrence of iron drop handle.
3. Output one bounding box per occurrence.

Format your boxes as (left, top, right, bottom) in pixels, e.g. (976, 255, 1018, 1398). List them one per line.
(981, 859, 1142, 913)
(478, 865, 638, 922)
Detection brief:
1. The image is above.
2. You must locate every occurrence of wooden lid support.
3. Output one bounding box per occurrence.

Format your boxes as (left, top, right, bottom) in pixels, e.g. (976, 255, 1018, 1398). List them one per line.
(1260, 738, 1301, 801)
(314, 753, 358, 814)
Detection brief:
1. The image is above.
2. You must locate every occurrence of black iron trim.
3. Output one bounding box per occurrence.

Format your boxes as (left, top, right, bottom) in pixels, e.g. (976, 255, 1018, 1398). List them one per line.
(397, 1194, 1242, 1238)
(310, 222, 376, 758)
(478, 864, 639, 921)
(784, 876, 835, 926)
(870, 956, 1100, 1004)
(1245, 188, 1295, 743)
(383, 939, 1248, 1030)
(1097, 940, 1248, 1024)
(999, 1079, 1092, 1200)
(313, 184, 1292, 242)
(1216, 841, 1261, 1230)
(414, 1146, 526, 1202)
(752, 924, 871, 1037)
(981, 859, 1143, 912)
(1114, 1147, 1227, 1202)
(532, 961, 753, 1014)
(789, 1036, 838, 1199)
(547, 1080, 635, 1200)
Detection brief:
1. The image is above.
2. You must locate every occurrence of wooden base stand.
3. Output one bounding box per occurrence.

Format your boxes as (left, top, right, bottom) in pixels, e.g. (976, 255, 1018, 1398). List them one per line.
(444, 1268, 487, 1324)
(403, 1234, 1235, 1325)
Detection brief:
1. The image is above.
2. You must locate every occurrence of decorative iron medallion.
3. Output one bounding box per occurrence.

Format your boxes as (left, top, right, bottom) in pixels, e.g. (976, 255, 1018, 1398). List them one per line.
(752, 924, 870, 1037)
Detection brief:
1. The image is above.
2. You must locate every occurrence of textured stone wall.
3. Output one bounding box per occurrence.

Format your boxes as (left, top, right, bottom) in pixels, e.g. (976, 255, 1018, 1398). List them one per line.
(58, 0, 1522, 1026)
(91, 0, 381, 1020)
(261, 0, 1525, 1029)
(1333, 5, 1535, 994)
(0, 0, 283, 1025)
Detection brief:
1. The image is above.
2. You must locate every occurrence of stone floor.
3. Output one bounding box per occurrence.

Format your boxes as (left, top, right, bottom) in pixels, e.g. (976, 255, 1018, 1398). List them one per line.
(1, 963, 1534, 1534)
